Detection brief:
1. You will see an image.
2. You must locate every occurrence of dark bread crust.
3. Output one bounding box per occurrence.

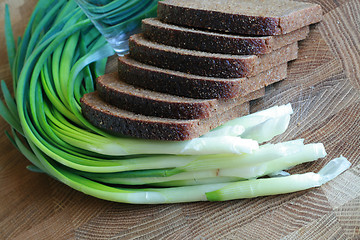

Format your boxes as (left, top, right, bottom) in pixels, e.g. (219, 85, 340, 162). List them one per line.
(80, 92, 249, 141)
(142, 18, 309, 55)
(118, 56, 244, 99)
(129, 33, 255, 78)
(97, 72, 215, 120)
(129, 34, 298, 78)
(96, 72, 267, 119)
(118, 56, 287, 99)
(157, 0, 322, 35)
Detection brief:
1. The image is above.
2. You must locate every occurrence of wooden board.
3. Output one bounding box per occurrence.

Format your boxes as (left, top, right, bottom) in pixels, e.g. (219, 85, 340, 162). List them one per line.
(0, 0, 359, 239)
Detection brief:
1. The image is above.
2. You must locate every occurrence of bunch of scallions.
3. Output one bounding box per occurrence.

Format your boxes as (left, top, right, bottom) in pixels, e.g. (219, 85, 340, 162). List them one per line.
(1, 0, 350, 204)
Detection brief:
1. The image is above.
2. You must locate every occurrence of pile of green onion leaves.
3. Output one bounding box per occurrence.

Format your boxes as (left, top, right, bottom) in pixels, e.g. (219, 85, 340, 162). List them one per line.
(1, 0, 350, 204)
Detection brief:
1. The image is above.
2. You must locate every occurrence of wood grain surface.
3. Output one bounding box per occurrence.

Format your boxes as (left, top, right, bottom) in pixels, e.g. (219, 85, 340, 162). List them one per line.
(0, 0, 359, 239)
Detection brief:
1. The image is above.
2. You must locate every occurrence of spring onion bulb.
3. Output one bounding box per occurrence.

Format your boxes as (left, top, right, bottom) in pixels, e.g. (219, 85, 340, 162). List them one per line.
(66, 139, 305, 179)
(208, 104, 293, 143)
(218, 143, 326, 179)
(11, 127, 350, 204)
(164, 139, 308, 176)
(201, 125, 245, 138)
(267, 170, 291, 177)
(206, 156, 350, 201)
(85, 142, 326, 185)
(56, 130, 259, 156)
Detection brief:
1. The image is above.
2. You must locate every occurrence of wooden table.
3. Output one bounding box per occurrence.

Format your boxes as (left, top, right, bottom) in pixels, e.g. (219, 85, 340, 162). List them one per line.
(0, 0, 359, 239)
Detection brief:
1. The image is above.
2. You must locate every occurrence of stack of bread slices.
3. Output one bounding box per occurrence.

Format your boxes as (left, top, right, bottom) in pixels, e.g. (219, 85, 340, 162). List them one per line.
(81, 0, 322, 141)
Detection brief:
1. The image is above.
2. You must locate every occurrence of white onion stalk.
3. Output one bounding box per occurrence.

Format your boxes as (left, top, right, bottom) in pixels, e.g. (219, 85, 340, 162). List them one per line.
(205, 156, 351, 201)
(56, 127, 259, 156)
(165, 139, 307, 175)
(90, 142, 326, 185)
(205, 104, 293, 143)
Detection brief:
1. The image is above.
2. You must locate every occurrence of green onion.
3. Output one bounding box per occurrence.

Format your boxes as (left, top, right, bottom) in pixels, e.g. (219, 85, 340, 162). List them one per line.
(4, 5, 16, 72)
(206, 156, 351, 201)
(209, 104, 293, 143)
(0, 0, 350, 204)
(82, 141, 326, 185)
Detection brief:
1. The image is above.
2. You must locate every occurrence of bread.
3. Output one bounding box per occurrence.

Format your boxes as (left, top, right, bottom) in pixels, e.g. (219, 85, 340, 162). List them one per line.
(118, 56, 248, 99)
(129, 34, 298, 78)
(157, 0, 322, 35)
(96, 72, 268, 119)
(142, 18, 309, 55)
(79, 1, 320, 141)
(81, 92, 250, 141)
(117, 56, 287, 100)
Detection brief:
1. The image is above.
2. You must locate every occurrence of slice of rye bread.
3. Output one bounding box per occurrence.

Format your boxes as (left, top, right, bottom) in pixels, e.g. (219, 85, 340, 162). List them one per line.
(118, 56, 287, 99)
(80, 92, 250, 141)
(142, 18, 309, 55)
(96, 72, 266, 120)
(128, 34, 298, 78)
(157, 0, 322, 36)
